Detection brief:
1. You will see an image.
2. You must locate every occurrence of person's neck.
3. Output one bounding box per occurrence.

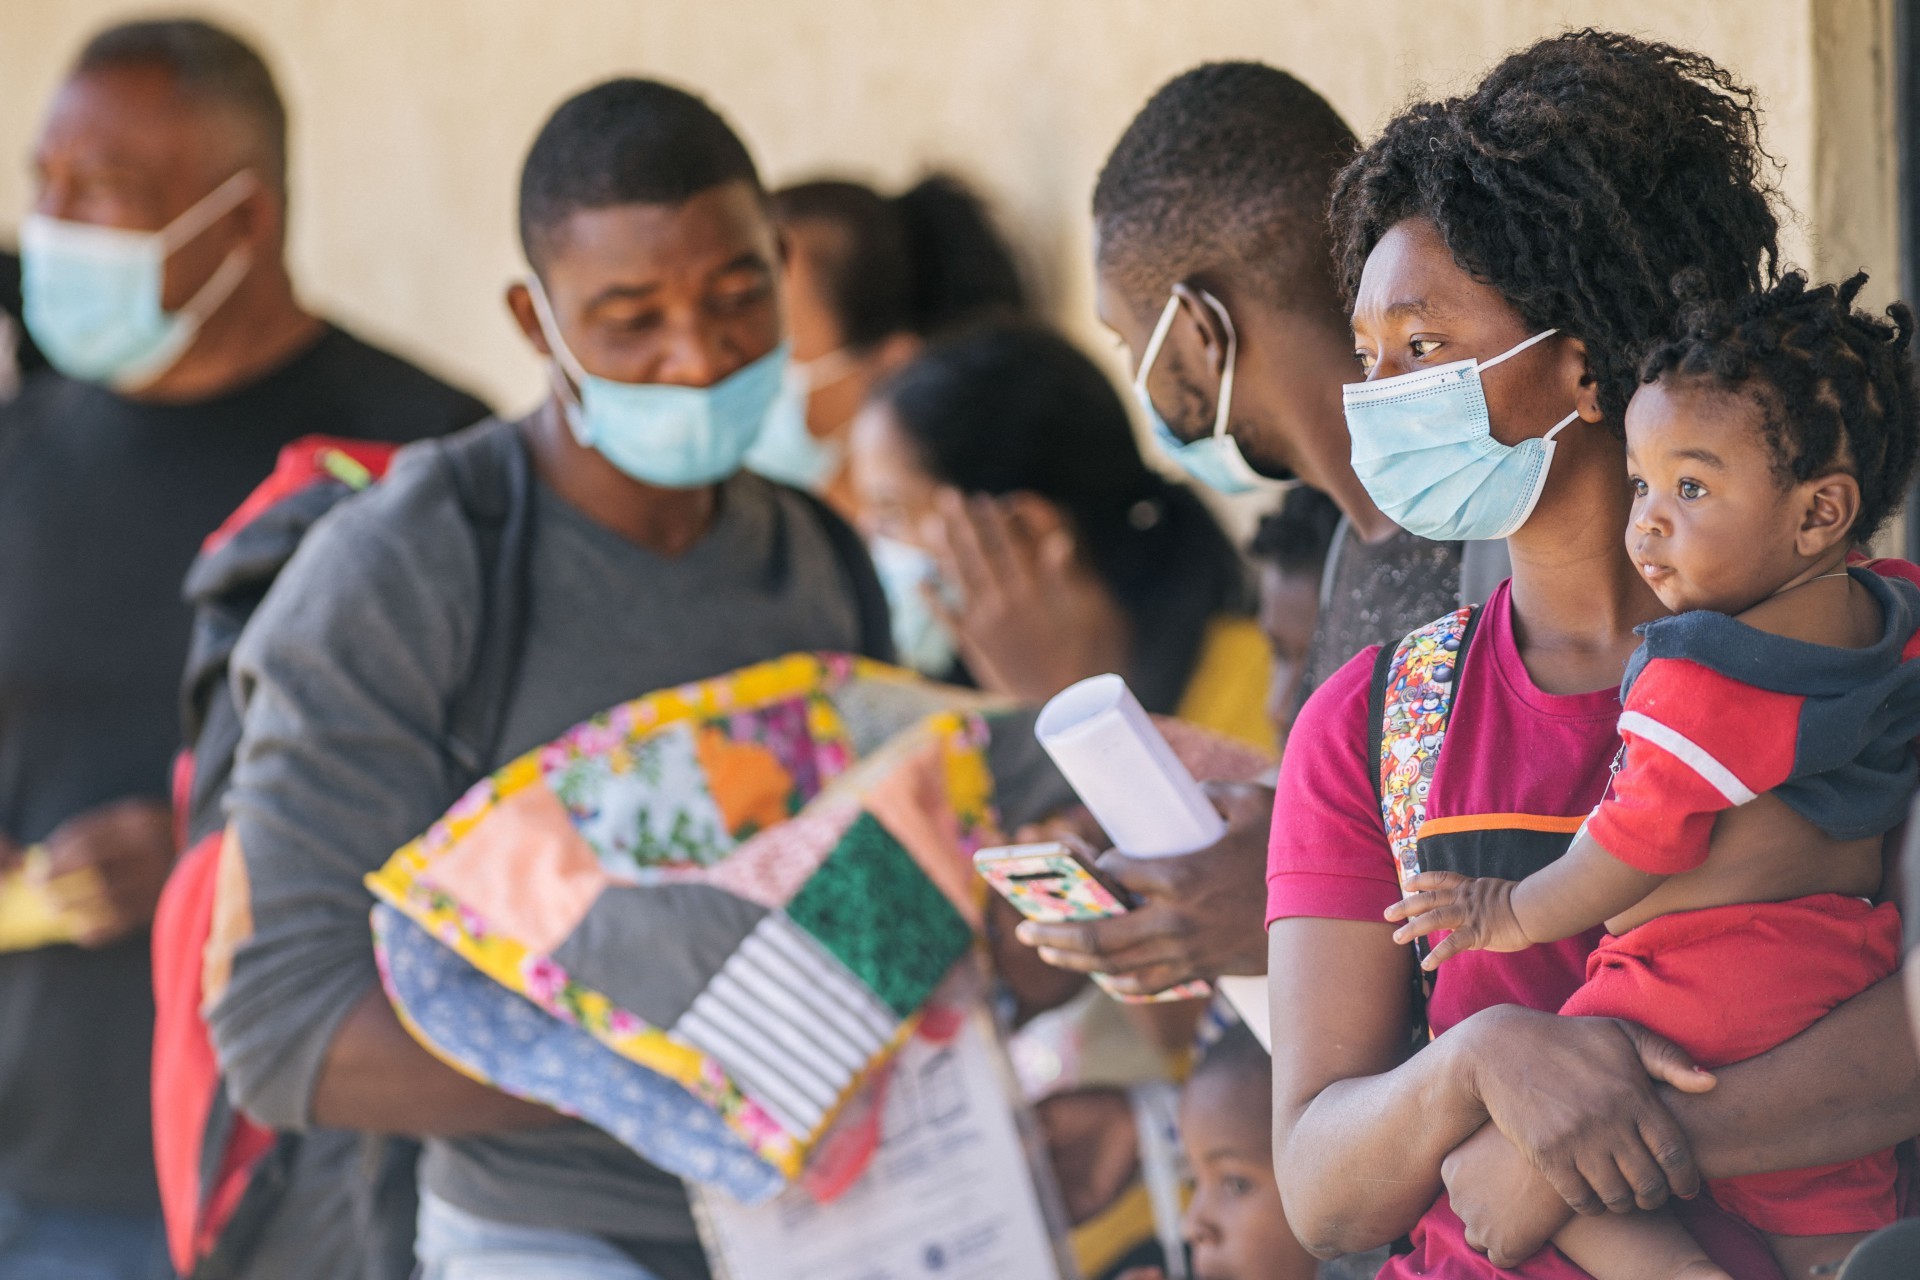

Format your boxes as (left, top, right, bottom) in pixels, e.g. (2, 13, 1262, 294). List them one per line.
(525, 399, 719, 556)
(126, 261, 323, 405)
(1503, 461, 1666, 695)
(1302, 436, 1397, 543)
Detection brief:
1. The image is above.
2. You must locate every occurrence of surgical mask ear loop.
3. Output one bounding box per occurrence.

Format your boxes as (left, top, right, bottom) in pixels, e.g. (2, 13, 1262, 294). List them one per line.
(111, 173, 261, 392)
(1195, 289, 1238, 442)
(525, 275, 606, 447)
(1133, 290, 1237, 441)
(524, 275, 589, 385)
(1475, 326, 1560, 373)
(1133, 294, 1180, 400)
(1478, 326, 1582, 447)
(154, 170, 258, 256)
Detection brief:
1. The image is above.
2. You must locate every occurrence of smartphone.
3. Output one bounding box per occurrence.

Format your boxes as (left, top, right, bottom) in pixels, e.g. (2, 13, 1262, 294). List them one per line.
(974, 841, 1210, 1004)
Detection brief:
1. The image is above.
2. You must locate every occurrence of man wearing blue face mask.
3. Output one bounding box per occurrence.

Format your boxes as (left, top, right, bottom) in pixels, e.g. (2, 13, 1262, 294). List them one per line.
(0, 19, 486, 1279)
(1017, 65, 1480, 1021)
(208, 78, 892, 1280)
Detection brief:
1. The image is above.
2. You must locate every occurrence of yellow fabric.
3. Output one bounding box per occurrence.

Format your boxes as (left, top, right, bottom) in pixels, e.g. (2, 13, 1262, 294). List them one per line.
(1069, 1177, 1158, 1280)
(202, 828, 256, 1012)
(1174, 615, 1275, 753)
(0, 848, 80, 953)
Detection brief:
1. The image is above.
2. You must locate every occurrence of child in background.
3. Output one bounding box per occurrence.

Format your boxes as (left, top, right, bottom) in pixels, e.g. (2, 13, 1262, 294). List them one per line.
(1388, 272, 1920, 1280)
(1118, 1023, 1316, 1280)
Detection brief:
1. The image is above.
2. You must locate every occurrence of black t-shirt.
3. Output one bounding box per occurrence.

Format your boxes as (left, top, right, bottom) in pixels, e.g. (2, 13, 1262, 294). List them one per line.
(0, 324, 488, 1213)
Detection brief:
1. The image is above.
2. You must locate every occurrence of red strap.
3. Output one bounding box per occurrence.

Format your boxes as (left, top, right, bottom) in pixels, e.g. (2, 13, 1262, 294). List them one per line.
(151, 832, 224, 1272)
(200, 436, 399, 555)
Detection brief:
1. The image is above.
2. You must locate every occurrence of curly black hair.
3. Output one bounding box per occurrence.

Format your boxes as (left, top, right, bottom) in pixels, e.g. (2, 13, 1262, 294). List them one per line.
(1639, 271, 1919, 543)
(1329, 29, 1780, 422)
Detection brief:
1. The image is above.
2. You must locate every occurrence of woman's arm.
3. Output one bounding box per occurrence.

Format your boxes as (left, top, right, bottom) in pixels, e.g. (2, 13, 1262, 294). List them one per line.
(1269, 918, 1709, 1256)
(1443, 978, 1920, 1264)
(1268, 916, 1485, 1257)
(1672, 974, 1920, 1179)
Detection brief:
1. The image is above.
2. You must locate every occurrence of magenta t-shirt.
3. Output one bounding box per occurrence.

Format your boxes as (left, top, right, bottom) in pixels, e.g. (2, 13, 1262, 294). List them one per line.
(1266, 580, 1782, 1279)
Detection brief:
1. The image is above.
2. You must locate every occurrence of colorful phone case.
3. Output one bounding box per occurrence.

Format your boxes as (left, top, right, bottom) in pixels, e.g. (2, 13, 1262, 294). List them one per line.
(974, 844, 1210, 1004)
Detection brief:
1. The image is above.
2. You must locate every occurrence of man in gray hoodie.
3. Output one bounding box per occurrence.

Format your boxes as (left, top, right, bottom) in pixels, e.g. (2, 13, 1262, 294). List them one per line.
(209, 78, 886, 1279)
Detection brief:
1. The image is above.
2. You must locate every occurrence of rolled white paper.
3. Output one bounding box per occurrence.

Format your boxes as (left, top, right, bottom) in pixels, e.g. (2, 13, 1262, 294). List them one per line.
(1034, 674, 1226, 858)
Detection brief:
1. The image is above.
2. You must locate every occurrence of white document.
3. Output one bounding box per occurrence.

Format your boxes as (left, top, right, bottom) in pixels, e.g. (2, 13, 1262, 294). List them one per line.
(695, 1009, 1069, 1280)
(1034, 674, 1225, 857)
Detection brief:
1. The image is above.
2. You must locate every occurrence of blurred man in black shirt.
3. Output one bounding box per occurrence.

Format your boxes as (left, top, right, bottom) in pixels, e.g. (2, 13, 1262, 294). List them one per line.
(0, 19, 486, 1276)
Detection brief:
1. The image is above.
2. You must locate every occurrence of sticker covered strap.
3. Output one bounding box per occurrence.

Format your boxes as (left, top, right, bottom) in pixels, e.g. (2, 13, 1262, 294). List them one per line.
(1377, 607, 1474, 893)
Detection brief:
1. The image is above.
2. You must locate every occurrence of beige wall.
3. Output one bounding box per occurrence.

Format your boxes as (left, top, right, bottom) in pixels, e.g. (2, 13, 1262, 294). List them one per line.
(0, 0, 1897, 419)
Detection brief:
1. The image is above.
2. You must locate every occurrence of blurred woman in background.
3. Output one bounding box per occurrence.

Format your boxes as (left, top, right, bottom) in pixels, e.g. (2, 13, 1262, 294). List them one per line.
(852, 320, 1272, 747)
(750, 174, 1027, 513)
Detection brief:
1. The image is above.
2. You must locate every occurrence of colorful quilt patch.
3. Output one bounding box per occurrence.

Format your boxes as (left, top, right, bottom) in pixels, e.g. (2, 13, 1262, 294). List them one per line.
(785, 812, 975, 1019)
(673, 911, 901, 1136)
(373, 903, 787, 1205)
(546, 722, 736, 878)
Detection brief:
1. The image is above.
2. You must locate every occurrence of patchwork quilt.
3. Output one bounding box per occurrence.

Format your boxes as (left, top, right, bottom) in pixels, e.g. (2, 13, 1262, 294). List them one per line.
(366, 653, 1010, 1205)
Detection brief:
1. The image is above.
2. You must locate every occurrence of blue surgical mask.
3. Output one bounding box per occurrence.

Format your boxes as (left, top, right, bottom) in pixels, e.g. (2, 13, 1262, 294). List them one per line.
(528, 276, 784, 489)
(1133, 291, 1289, 496)
(742, 353, 846, 491)
(1344, 328, 1580, 542)
(869, 535, 958, 675)
(22, 171, 256, 390)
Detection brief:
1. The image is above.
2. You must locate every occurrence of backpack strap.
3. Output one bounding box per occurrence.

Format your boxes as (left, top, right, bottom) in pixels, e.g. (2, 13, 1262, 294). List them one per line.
(434, 418, 536, 780)
(790, 486, 897, 664)
(1371, 606, 1481, 883)
(1368, 606, 1482, 948)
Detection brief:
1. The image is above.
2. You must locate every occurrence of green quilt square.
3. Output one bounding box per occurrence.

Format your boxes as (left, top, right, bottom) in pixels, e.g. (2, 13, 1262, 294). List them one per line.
(783, 811, 973, 1018)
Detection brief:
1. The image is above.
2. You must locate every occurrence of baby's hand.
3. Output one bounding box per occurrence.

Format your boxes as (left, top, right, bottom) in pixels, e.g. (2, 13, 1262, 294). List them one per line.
(1384, 871, 1531, 969)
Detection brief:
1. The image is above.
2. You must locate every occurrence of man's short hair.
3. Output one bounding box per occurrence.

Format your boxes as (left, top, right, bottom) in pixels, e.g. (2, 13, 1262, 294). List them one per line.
(1093, 62, 1357, 315)
(519, 78, 762, 271)
(76, 18, 288, 191)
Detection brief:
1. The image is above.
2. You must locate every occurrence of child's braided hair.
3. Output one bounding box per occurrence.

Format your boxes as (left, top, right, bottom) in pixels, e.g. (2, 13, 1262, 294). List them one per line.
(1640, 271, 1919, 544)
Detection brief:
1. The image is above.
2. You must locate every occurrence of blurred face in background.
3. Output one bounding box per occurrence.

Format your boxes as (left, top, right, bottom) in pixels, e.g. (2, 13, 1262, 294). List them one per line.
(1258, 563, 1319, 748)
(848, 397, 940, 548)
(776, 217, 920, 515)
